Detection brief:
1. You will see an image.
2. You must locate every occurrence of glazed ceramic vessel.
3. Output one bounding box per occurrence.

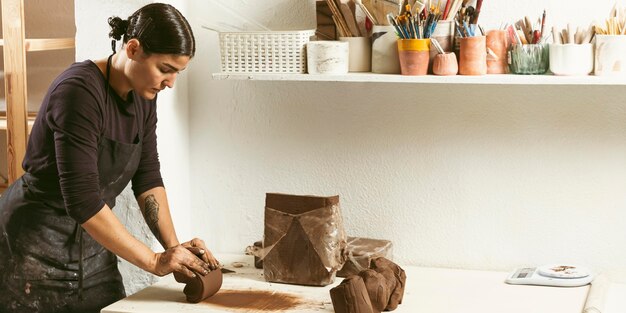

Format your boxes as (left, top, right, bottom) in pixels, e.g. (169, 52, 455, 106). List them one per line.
(397, 39, 431, 76)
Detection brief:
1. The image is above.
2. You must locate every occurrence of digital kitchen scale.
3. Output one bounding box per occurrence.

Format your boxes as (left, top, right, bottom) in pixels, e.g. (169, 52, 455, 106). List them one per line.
(505, 264, 594, 287)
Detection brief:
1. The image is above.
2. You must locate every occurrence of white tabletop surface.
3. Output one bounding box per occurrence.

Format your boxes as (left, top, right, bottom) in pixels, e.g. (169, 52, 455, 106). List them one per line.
(102, 254, 624, 313)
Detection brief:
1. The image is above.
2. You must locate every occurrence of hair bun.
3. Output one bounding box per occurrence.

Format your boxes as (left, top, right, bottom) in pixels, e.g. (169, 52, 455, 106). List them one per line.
(108, 16, 129, 41)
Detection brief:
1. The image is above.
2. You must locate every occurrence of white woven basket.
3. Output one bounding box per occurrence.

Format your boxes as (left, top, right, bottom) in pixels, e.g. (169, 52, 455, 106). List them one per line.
(219, 29, 315, 74)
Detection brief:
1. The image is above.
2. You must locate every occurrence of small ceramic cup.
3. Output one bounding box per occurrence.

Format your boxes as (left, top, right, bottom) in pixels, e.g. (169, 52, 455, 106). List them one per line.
(429, 20, 455, 73)
(432, 52, 458, 75)
(549, 43, 593, 76)
(306, 41, 349, 74)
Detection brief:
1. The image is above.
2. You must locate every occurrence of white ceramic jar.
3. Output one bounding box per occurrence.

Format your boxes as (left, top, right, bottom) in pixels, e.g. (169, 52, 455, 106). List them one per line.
(306, 41, 349, 75)
(594, 35, 626, 76)
(549, 43, 593, 76)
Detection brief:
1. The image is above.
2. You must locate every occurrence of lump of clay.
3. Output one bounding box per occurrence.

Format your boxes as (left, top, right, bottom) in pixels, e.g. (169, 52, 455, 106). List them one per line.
(329, 275, 374, 313)
(174, 269, 223, 303)
(358, 269, 390, 313)
(370, 257, 406, 311)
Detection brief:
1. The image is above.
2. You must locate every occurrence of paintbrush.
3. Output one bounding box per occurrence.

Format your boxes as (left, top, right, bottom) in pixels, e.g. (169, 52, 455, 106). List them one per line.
(430, 37, 445, 53)
(387, 12, 406, 38)
(470, 0, 482, 24)
(354, 0, 379, 25)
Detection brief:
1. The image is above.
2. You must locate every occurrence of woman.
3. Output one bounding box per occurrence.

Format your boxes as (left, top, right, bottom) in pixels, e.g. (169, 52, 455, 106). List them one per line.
(0, 3, 218, 312)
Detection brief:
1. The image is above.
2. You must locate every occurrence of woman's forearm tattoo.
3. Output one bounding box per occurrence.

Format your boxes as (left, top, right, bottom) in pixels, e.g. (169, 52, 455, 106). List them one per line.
(142, 194, 162, 244)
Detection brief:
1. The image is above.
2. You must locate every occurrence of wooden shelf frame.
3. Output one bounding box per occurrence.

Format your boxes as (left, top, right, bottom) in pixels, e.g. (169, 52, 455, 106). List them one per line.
(2, 0, 29, 183)
(0, 38, 75, 52)
(1, 0, 75, 185)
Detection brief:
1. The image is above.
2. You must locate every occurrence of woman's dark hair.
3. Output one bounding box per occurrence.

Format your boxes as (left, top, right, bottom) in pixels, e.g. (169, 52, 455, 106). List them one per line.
(108, 3, 195, 57)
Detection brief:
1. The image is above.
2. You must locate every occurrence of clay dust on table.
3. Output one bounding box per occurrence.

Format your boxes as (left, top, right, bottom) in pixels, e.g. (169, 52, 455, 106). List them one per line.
(202, 289, 305, 311)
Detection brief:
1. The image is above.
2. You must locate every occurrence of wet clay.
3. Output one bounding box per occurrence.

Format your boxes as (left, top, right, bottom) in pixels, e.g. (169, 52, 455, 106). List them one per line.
(329, 275, 374, 313)
(330, 257, 407, 313)
(173, 247, 223, 303)
(202, 289, 303, 312)
(370, 257, 406, 311)
(358, 269, 390, 313)
(174, 269, 223, 303)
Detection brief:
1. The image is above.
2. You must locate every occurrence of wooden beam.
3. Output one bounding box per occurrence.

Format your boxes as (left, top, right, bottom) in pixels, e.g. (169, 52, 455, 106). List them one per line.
(2, 0, 28, 183)
(0, 38, 76, 52)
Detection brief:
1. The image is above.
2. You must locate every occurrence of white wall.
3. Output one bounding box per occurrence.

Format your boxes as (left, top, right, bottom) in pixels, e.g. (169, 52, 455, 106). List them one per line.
(188, 0, 626, 280)
(72, 0, 626, 294)
(75, 0, 191, 294)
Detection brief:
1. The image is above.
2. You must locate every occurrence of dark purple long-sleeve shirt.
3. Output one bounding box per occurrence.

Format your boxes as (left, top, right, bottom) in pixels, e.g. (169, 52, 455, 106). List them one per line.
(23, 60, 164, 223)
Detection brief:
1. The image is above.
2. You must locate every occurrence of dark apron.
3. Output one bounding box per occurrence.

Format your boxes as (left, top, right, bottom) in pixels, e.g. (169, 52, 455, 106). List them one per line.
(0, 87, 144, 312)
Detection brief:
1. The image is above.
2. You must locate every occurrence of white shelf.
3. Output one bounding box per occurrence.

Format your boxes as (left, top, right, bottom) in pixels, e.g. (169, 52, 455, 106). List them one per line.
(213, 72, 626, 86)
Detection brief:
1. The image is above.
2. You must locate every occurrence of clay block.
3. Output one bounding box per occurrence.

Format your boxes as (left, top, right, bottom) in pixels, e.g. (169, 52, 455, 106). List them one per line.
(338, 237, 393, 277)
(173, 246, 224, 303)
(370, 257, 406, 311)
(330, 275, 374, 313)
(174, 269, 223, 303)
(358, 269, 390, 313)
(263, 193, 347, 286)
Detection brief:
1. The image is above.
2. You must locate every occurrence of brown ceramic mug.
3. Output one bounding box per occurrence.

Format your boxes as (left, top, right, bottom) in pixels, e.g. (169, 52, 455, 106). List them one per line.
(459, 36, 487, 75)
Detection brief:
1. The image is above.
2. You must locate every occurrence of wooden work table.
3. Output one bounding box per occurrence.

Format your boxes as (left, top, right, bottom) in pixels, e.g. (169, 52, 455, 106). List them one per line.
(102, 254, 625, 313)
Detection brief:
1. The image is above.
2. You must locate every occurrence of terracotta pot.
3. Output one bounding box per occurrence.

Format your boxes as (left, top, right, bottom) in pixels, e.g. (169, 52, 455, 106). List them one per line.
(397, 39, 430, 76)
(432, 52, 458, 75)
(486, 30, 509, 74)
(459, 36, 487, 75)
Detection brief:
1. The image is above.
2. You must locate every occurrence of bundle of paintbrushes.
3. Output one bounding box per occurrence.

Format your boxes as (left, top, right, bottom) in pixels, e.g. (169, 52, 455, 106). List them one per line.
(387, 3, 442, 39)
(408, 0, 480, 22)
(449, 0, 484, 37)
(452, 0, 483, 24)
(453, 13, 483, 37)
(505, 11, 548, 45)
(595, 3, 626, 35)
(551, 24, 595, 44)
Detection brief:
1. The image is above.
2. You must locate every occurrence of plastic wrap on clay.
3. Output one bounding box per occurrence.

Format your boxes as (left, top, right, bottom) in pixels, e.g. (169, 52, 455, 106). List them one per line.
(262, 193, 347, 286)
(337, 237, 393, 277)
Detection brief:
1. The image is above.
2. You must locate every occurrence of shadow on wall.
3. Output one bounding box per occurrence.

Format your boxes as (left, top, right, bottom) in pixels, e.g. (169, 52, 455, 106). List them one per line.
(194, 0, 315, 32)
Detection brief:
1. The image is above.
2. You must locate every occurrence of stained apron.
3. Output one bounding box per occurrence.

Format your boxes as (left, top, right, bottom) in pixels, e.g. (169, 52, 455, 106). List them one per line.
(0, 91, 144, 312)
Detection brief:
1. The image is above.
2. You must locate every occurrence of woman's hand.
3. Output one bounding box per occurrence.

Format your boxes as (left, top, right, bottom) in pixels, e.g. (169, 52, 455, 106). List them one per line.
(152, 245, 212, 278)
(181, 238, 220, 270)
